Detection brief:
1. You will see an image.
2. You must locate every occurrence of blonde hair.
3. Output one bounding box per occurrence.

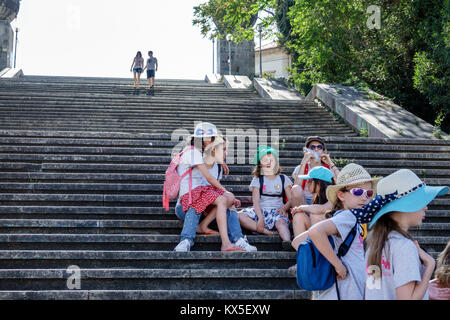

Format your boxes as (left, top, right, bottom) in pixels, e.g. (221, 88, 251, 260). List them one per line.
(366, 213, 414, 277)
(434, 242, 450, 286)
(325, 187, 345, 219)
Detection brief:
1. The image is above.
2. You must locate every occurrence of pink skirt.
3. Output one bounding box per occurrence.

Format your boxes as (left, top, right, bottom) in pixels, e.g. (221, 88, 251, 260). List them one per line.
(180, 186, 225, 215)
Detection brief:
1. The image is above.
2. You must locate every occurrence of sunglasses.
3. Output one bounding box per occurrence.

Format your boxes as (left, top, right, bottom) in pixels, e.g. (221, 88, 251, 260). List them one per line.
(346, 188, 374, 198)
(309, 145, 324, 151)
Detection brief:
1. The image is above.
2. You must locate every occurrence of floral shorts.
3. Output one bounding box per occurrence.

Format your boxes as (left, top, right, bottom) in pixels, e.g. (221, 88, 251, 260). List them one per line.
(239, 207, 290, 231)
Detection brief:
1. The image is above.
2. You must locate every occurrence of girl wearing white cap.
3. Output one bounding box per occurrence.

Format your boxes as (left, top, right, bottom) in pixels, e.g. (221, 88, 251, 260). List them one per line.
(174, 122, 242, 252)
(365, 169, 448, 300)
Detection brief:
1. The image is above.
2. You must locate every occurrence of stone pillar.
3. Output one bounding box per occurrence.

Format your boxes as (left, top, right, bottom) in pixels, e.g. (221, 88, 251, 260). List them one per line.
(0, 19, 13, 69)
(217, 39, 255, 78)
(0, 0, 21, 70)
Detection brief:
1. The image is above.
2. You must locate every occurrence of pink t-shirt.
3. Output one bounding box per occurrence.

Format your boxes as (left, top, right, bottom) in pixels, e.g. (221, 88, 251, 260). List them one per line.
(429, 279, 450, 300)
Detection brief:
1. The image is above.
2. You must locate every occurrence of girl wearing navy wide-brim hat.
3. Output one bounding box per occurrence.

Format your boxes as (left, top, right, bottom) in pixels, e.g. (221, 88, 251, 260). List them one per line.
(365, 169, 449, 300)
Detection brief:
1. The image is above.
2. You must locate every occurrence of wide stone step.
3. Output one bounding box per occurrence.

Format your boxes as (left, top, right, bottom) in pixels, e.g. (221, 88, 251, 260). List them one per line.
(0, 250, 297, 269)
(0, 219, 447, 236)
(0, 142, 448, 154)
(0, 234, 445, 251)
(1, 130, 448, 145)
(0, 219, 182, 234)
(0, 234, 287, 251)
(1, 174, 448, 191)
(0, 289, 309, 300)
(0, 159, 447, 174)
(0, 268, 300, 291)
(0, 193, 447, 208)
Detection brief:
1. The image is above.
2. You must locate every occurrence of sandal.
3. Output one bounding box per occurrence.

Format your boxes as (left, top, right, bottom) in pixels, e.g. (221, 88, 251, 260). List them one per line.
(221, 245, 246, 252)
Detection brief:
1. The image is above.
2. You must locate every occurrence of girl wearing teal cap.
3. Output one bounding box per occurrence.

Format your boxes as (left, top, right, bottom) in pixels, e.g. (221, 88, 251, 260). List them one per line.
(365, 169, 448, 300)
(238, 146, 293, 247)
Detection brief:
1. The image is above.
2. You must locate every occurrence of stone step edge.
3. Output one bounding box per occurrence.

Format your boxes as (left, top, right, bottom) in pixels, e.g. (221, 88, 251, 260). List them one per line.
(0, 268, 296, 279)
(0, 289, 310, 300)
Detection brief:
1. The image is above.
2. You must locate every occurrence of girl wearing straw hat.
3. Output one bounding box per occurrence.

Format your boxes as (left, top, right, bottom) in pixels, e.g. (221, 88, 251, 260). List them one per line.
(365, 169, 448, 300)
(293, 163, 380, 300)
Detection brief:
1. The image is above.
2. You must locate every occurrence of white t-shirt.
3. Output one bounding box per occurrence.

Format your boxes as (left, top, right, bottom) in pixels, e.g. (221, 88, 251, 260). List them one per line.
(315, 210, 366, 300)
(201, 162, 223, 186)
(249, 174, 292, 209)
(292, 165, 313, 201)
(364, 231, 429, 300)
(176, 147, 204, 198)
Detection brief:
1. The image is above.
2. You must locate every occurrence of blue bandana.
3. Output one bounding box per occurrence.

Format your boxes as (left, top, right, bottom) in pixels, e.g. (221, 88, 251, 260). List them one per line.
(349, 191, 398, 224)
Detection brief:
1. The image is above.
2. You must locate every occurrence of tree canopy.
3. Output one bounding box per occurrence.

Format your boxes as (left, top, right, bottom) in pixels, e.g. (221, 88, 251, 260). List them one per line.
(193, 0, 449, 133)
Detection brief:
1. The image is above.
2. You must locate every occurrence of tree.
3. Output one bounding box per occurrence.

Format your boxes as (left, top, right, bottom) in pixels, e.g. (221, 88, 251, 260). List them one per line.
(193, 0, 449, 132)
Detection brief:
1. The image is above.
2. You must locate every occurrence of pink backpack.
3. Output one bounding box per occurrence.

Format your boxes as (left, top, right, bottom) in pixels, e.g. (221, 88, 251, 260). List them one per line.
(162, 146, 195, 211)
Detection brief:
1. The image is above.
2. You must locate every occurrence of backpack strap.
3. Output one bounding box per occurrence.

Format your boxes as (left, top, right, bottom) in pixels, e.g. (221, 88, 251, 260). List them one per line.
(280, 174, 286, 204)
(333, 211, 359, 300)
(259, 175, 264, 197)
(259, 175, 286, 203)
(217, 163, 222, 180)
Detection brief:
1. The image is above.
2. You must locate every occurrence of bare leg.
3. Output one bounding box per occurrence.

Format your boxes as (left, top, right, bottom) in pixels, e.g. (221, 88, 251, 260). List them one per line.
(197, 207, 218, 234)
(238, 212, 277, 236)
(133, 72, 137, 88)
(213, 195, 235, 250)
(291, 185, 307, 207)
(292, 212, 311, 238)
(136, 72, 141, 88)
(275, 219, 291, 242)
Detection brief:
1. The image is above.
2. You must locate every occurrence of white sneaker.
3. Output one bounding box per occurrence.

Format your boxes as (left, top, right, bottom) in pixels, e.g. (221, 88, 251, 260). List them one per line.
(174, 239, 191, 252)
(234, 236, 257, 252)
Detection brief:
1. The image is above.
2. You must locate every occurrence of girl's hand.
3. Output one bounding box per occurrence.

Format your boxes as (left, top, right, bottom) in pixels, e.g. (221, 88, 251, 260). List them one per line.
(320, 153, 332, 166)
(291, 205, 309, 216)
(276, 206, 288, 217)
(301, 152, 312, 165)
(221, 163, 230, 176)
(334, 261, 348, 280)
(414, 241, 436, 268)
(233, 199, 241, 207)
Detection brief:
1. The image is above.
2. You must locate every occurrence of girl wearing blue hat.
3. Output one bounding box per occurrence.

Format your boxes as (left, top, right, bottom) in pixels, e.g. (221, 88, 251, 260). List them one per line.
(291, 166, 334, 240)
(238, 146, 293, 247)
(365, 169, 448, 300)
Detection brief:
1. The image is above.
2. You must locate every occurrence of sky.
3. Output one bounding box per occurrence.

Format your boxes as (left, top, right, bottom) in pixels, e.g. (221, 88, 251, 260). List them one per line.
(10, 0, 217, 79)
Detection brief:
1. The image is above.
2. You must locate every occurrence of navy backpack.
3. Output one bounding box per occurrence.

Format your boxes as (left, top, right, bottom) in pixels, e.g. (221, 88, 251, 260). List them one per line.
(296, 213, 358, 300)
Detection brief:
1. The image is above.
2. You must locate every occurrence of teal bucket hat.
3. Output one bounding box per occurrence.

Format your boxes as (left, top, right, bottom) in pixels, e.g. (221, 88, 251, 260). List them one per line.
(368, 169, 449, 229)
(252, 145, 278, 165)
(298, 166, 333, 183)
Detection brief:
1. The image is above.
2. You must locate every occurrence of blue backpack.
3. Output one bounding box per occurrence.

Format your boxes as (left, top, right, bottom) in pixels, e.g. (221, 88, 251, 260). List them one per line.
(296, 212, 358, 299)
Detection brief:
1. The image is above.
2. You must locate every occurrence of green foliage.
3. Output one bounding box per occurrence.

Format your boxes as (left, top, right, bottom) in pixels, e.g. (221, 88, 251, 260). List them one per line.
(359, 126, 369, 138)
(193, 0, 449, 132)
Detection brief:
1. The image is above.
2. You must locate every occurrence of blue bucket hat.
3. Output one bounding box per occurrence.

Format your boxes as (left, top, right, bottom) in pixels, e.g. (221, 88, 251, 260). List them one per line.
(298, 166, 333, 183)
(368, 169, 449, 229)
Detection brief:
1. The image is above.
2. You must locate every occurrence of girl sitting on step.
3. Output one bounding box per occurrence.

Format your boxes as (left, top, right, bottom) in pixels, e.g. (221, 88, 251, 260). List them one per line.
(291, 136, 339, 207)
(291, 163, 380, 300)
(238, 145, 293, 250)
(195, 135, 257, 251)
(173, 123, 244, 252)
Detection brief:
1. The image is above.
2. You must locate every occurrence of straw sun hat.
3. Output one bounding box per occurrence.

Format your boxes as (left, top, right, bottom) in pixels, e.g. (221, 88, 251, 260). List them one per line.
(326, 163, 381, 205)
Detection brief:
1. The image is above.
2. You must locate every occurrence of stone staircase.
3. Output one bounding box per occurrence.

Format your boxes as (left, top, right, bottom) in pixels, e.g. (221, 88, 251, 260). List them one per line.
(0, 75, 448, 300)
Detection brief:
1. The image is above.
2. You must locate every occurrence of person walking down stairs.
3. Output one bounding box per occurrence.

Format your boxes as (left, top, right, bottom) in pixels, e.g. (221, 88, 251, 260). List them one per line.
(130, 51, 144, 94)
(143, 50, 158, 96)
